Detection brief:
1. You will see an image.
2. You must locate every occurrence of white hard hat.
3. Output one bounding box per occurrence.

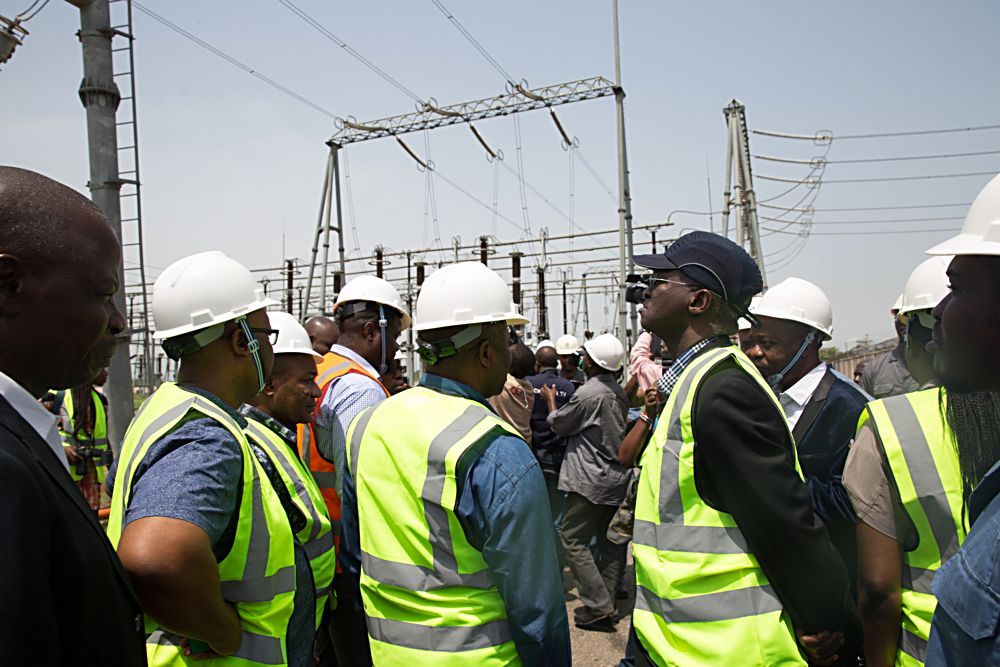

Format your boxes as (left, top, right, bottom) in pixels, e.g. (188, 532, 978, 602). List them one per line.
(269, 311, 322, 359)
(414, 262, 528, 332)
(891, 293, 903, 314)
(332, 275, 411, 330)
(394, 349, 406, 361)
(928, 173, 1000, 256)
(898, 256, 953, 316)
(750, 277, 833, 340)
(153, 251, 276, 339)
(555, 334, 581, 355)
(738, 296, 761, 331)
(536, 339, 556, 352)
(583, 333, 625, 372)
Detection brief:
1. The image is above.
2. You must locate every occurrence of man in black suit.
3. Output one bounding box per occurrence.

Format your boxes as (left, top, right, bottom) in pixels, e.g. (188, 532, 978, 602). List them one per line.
(0, 166, 146, 665)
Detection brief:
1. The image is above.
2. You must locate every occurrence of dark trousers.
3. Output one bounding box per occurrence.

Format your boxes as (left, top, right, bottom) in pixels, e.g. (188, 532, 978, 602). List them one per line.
(327, 575, 373, 665)
(544, 470, 565, 568)
(561, 491, 624, 616)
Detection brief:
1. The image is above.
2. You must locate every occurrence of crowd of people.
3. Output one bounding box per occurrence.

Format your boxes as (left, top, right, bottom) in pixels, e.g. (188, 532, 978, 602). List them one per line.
(4, 162, 1000, 666)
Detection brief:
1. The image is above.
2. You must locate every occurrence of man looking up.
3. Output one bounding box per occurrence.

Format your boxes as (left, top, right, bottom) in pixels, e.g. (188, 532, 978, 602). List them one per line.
(917, 173, 1000, 664)
(543, 333, 629, 631)
(304, 316, 339, 356)
(341, 261, 571, 665)
(311, 274, 409, 665)
(106, 251, 305, 665)
(746, 277, 869, 590)
(241, 312, 336, 662)
(629, 230, 861, 667)
(0, 166, 144, 665)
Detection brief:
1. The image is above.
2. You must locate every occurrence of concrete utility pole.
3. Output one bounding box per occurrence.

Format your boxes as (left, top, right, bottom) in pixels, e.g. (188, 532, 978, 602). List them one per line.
(77, 0, 133, 450)
(612, 0, 636, 352)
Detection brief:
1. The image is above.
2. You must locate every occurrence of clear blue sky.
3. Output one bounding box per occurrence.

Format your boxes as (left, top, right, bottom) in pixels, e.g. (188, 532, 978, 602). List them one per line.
(2, 0, 998, 348)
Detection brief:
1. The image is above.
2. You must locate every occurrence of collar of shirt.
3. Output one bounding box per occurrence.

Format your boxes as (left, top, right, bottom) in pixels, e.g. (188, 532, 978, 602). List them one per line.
(330, 343, 380, 377)
(418, 373, 491, 409)
(656, 335, 730, 399)
(779, 361, 827, 409)
(238, 404, 296, 444)
(177, 384, 247, 427)
(0, 370, 68, 471)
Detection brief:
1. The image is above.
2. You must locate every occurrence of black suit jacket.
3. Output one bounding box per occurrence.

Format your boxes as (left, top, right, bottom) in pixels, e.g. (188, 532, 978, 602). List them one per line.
(0, 395, 146, 666)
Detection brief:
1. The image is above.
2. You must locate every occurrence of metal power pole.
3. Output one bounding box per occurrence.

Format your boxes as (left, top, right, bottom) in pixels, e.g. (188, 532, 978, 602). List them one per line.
(721, 100, 767, 285)
(612, 0, 635, 351)
(78, 0, 133, 449)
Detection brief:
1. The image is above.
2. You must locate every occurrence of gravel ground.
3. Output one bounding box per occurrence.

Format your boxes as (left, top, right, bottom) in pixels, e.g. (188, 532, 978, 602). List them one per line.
(564, 549, 633, 666)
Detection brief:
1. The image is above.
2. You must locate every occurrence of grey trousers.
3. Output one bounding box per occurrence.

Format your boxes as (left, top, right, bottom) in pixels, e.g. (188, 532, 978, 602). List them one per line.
(561, 491, 625, 615)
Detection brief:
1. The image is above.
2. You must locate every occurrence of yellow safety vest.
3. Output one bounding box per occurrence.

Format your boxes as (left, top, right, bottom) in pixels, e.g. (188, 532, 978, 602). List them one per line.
(107, 383, 297, 666)
(865, 387, 966, 666)
(244, 416, 336, 626)
(60, 388, 110, 483)
(632, 345, 807, 666)
(346, 386, 522, 666)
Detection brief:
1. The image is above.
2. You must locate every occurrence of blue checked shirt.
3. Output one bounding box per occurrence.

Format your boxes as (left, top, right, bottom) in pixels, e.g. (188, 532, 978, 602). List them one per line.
(656, 335, 731, 399)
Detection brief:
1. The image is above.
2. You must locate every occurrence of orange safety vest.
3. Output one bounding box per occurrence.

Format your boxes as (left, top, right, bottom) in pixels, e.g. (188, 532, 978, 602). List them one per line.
(297, 350, 389, 572)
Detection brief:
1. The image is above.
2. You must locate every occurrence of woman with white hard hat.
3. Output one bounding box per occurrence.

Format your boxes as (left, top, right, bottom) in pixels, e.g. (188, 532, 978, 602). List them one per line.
(541, 332, 630, 630)
(240, 311, 336, 638)
(342, 262, 572, 664)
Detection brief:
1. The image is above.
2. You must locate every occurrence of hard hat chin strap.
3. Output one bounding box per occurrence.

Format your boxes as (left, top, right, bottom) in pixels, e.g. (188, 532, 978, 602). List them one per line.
(378, 304, 389, 375)
(767, 330, 819, 390)
(237, 316, 266, 393)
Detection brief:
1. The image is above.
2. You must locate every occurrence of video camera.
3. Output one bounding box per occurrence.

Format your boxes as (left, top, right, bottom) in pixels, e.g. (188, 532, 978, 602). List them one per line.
(625, 273, 649, 305)
(74, 445, 113, 477)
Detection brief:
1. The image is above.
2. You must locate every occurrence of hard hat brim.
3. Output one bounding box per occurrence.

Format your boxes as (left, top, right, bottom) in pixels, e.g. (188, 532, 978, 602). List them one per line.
(413, 312, 528, 332)
(926, 233, 1000, 257)
(750, 307, 833, 340)
(153, 297, 279, 339)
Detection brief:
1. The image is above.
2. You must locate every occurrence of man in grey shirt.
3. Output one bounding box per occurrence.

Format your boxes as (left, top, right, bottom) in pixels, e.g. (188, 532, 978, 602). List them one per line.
(860, 305, 920, 399)
(541, 333, 629, 631)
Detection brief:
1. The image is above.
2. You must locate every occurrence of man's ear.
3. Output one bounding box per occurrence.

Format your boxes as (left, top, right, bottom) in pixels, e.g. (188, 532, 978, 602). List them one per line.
(476, 338, 493, 369)
(230, 327, 250, 357)
(260, 379, 277, 399)
(363, 320, 378, 342)
(0, 254, 24, 316)
(688, 288, 713, 317)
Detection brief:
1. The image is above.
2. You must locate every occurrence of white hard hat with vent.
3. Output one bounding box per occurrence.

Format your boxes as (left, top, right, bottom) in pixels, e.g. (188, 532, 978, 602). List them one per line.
(269, 311, 322, 358)
(898, 256, 952, 316)
(536, 339, 556, 352)
(414, 262, 527, 331)
(928, 173, 1000, 256)
(555, 334, 582, 355)
(750, 277, 833, 340)
(153, 251, 276, 340)
(332, 275, 411, 330)
(583, 334, 625, 372)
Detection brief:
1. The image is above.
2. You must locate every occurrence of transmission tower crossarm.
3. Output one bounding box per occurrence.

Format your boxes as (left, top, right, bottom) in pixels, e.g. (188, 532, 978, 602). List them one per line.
(330, 77, 615, 145)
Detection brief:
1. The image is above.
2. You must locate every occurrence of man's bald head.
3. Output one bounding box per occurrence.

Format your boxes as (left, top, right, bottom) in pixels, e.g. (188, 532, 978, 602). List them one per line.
(305, 315, 340, 355)
(0, 167, 125, 396)
(535, 346, 559, 369)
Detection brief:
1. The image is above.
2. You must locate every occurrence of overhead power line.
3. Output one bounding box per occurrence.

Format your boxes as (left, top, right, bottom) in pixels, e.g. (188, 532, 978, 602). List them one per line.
(758, 170, 997, 185)
(429, 0, 516, 83)
(760, 215, 963, 226)
(760, 202, 971, 213)
(755, 149, 1000, 165)
(761, 226, 960, 237)
(132, 2, 337, 119)
(753, 123, 1000, 142)
(276, 0, 425, 104)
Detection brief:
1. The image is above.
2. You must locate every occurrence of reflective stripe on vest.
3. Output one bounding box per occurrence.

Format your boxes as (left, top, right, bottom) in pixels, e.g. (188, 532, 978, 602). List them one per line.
(866, 387, 966, 666)
(245, 418, 336, 625)
(346, 387, 522, 664)
(107, 383, 296, 667)
(632, 345, 806, 666)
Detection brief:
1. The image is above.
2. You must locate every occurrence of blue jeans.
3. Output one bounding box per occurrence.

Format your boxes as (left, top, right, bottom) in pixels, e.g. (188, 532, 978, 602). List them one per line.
(544, 471, 565, 568)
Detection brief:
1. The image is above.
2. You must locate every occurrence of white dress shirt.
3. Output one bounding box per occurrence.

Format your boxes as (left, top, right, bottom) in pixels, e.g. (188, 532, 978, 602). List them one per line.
(0, 370, 69, 471)
(778, 361, 828, 431)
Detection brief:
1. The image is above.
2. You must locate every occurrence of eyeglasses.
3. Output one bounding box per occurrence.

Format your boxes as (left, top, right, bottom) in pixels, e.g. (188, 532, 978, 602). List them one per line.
(648, 277, 698, 290)
(248, 327, 280, 345)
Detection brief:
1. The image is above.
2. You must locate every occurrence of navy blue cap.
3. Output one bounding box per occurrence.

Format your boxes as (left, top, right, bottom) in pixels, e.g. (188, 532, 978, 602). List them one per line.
(633, 231, 763, 309)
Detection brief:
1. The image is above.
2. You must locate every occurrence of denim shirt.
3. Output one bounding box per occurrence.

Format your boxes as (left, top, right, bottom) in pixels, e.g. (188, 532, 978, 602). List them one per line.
(926, 460, 1000, 665)
(339, 373, 571, 666)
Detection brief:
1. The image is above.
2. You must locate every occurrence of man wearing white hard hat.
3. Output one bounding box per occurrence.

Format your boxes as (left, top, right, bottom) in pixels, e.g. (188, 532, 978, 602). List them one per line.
(860, 293, 921, 399)
(541, 333, 629, 631)
(239, 312, 336, 661)
(555, 334, 586, 389)
(341, 262, 571, 665)
(838, 256, 966, 667)
(309, 273, 410, 664)
(919, 174, 1000, 664)
(106, 251, 311, 664)
(746, 277, 870, 596)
